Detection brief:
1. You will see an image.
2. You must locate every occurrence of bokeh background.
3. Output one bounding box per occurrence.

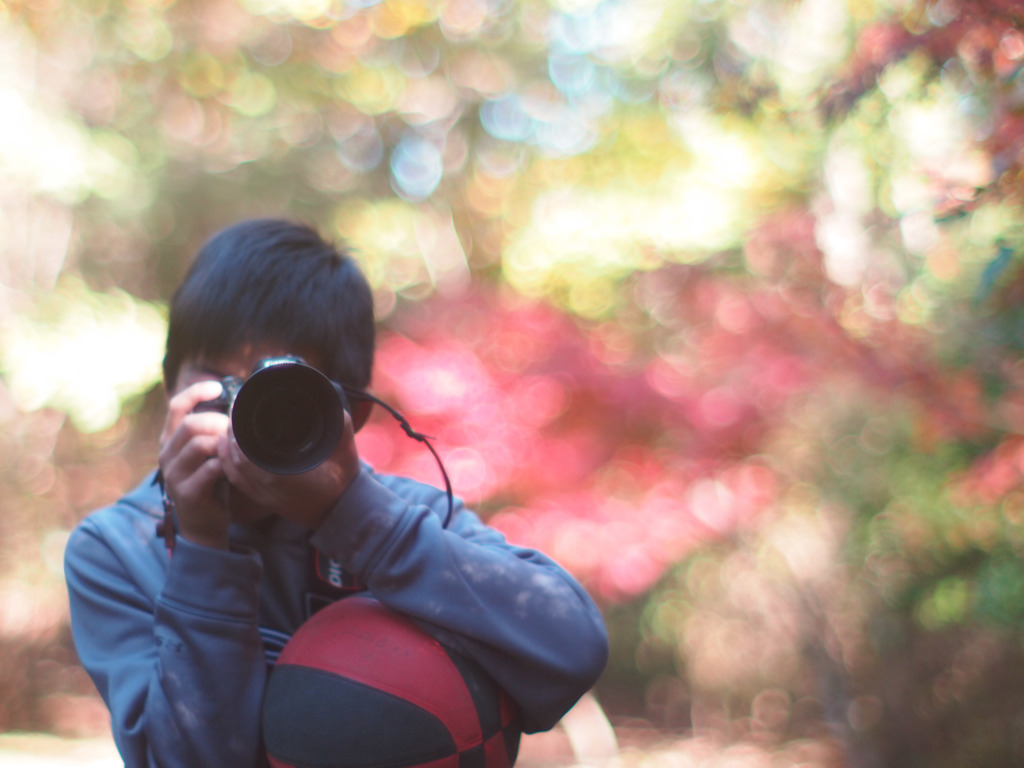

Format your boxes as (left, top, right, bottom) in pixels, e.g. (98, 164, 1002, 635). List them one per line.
(4, 0, 1024, 765)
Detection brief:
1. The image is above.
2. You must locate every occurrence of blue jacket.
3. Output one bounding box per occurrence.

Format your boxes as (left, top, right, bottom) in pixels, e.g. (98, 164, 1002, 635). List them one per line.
(65, 466, 609, 768)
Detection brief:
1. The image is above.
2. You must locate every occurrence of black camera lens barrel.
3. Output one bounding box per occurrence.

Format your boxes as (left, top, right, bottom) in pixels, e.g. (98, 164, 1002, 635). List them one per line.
(230, 358, 348, 475)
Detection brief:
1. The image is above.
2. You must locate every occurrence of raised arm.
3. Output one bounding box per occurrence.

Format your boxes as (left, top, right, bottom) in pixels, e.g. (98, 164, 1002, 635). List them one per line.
(310, 469, 610, 733)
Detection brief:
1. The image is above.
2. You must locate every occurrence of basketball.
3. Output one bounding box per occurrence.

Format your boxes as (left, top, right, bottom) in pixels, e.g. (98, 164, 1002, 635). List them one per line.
(263, 596, 522, 768)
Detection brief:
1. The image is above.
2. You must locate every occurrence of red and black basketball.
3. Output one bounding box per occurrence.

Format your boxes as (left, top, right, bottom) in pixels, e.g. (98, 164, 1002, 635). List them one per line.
(262, 596, 522, 768)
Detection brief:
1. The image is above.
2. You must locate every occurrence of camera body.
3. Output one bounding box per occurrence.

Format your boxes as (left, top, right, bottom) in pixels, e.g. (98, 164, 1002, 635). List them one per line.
(195, 356, 348, 475)
(192, 375, 244, 416)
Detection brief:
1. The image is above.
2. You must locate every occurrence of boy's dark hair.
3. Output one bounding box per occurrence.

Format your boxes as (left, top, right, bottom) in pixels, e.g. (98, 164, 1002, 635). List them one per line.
(163, 219, 375, 391)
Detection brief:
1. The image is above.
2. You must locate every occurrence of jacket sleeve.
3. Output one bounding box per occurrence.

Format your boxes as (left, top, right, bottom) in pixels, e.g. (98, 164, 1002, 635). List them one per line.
(65, 515, 269, 768)
(310, 470, 609, 733)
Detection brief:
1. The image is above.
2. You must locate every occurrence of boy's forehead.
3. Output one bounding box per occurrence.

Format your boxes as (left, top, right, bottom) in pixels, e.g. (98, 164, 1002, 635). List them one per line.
(187, 342, 323, 379)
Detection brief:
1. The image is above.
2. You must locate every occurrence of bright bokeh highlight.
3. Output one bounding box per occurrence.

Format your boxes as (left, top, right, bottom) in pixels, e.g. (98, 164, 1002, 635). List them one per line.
(0, 280, 166, 433)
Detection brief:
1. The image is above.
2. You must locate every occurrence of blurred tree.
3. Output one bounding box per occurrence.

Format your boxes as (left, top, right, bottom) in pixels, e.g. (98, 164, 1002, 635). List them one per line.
(6, 0, 1024, 765)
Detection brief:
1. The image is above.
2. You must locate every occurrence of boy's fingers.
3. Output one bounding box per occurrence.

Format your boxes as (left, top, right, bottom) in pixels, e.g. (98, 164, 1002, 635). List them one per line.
(159, 414, 230, 466)
(218, 430, 265, 496)
(161, 380, 227, 444)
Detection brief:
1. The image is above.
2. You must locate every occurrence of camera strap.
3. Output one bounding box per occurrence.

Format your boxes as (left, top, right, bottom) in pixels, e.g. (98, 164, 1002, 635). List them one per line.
(341, 386, 455, 529)
(153, 470, 176, 554)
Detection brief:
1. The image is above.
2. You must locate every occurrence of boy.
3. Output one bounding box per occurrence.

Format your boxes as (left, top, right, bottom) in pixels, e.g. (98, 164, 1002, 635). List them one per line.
(64, 219, 609, 767)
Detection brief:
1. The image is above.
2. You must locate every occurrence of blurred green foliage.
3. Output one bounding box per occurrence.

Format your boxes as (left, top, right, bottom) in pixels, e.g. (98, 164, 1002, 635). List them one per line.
(6, 0, 1024, 764)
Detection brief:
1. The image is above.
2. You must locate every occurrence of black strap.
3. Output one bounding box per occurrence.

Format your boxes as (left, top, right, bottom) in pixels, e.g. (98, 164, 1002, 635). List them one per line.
(153, 470, 176, 553)
(342, 386, 455, 529)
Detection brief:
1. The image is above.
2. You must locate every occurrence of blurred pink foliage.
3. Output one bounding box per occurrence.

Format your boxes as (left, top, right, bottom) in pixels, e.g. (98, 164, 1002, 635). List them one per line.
(356, 288, 790, 601)
(351, 201, 1006, 603)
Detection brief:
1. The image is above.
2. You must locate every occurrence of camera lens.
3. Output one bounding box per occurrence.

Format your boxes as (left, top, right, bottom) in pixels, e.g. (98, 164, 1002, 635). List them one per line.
(231, 360, 345, 474)
(250, 386, 324, 454)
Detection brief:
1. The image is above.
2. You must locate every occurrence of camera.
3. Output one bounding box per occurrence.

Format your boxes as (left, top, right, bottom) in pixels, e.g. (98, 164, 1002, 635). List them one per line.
(195, 356, 349, 475)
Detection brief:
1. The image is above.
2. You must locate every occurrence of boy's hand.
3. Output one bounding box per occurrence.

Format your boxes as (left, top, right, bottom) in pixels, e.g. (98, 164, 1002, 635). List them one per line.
(218, 408, 362, 531)
(158, 380, 233, 550)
